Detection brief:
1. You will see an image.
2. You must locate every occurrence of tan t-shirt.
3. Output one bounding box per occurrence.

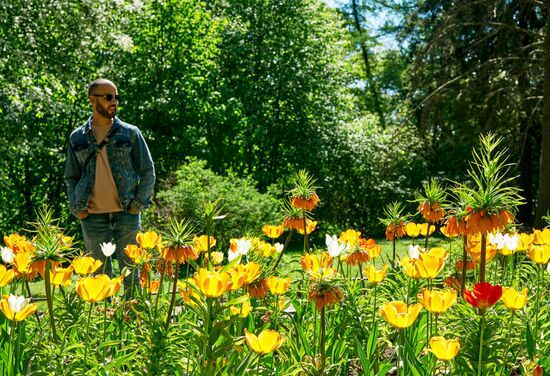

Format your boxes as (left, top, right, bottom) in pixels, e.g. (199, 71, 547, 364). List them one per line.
(87, 124, 123, 214)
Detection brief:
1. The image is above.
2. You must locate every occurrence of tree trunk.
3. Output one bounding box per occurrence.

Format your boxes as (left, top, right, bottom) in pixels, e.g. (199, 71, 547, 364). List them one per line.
(351, 0, 386, 128)
(535, 4, 550, 228)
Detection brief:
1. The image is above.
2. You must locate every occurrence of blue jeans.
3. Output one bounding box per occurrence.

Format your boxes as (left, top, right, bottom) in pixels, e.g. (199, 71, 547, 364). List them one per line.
(80, 211, 140, 298)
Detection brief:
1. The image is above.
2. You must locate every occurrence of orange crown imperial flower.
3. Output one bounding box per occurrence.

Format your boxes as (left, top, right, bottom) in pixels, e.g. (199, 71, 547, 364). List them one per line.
(463, 282, 502, 310)
(418, 201, 445, 222)
(291, 192, 320, 211)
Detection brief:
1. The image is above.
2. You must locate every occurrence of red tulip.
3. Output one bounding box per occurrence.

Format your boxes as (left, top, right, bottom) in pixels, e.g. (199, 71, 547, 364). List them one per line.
(463, 282, 502, 310)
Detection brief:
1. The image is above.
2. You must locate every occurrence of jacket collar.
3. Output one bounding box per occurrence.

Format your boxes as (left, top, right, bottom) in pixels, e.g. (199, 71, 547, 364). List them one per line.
(83, 116, 121, 133)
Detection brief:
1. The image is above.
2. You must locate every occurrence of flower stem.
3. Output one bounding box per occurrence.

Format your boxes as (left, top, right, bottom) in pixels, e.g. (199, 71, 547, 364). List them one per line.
(476, 310, 486, 376)
(500, 311, 515, 375)
(534, 264, 542, 345)
(84, 302, 94, 366)
(44, 260, 58, 343)
(165, 262, 180, 330)
(461, 235, 468, 296)
(320, 306, 326, 373)
(479, 233, 487, 283)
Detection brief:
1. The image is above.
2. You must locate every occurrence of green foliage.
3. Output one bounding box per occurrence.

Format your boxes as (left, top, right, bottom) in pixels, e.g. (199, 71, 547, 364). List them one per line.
(145, 159, 281, 247)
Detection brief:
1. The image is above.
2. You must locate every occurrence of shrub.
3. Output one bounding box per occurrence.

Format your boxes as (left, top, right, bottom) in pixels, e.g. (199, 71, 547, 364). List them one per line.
(143, 159, 281, 248)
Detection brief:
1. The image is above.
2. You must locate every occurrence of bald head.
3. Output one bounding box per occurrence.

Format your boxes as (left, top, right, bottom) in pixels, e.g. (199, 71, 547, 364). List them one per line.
(88, 79, 116, 96)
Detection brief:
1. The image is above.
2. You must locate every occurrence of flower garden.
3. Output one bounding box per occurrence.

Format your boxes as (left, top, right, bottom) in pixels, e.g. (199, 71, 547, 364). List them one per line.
(0, 134, 548, 375)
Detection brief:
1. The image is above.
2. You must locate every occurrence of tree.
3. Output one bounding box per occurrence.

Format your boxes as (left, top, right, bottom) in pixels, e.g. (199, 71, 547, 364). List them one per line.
(398, 0, 547, 227)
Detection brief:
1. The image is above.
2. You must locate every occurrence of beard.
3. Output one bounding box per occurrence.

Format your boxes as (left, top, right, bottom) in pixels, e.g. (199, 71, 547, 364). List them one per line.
(95, 101, 117, 119)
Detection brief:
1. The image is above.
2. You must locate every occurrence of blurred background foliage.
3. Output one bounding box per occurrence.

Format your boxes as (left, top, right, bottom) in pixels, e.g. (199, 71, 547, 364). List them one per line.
(1, 0, 549, 246)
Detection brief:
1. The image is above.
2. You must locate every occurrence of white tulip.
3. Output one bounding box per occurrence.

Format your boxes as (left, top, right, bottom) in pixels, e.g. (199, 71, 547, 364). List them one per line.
(1, 246, 14, 264)
(8, 294, 28, 313)
(326, 234, 346, 257)
(100, 242, 116, 257)
(408, 244, 420, 259)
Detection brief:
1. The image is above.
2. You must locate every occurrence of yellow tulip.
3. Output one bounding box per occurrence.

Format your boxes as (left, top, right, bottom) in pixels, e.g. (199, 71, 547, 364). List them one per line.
(0, 265, 15, 287)
(262, 224, 284, 239)
(404, 223, 420, 238)
(501, 287, 528, 311)
(365, 264, 388, 285)
(517, 233, 532, 251)
(367, 244, 382, 258)
(177, 279, 201, 305)
(193, 268, 230, 298)
(72, 256, 102, 276)
(339, 229, 361, 246)
(241, 262, 261, 285)
(244, 328, 285, 354)
(380, 301, 422, 329)
(75, 275, 112, 302)
(136, 231, 162, 250)
(124, 244, 151, 265)
(230, 297, 252, 317)
(532, 228, 550, 245)
(297, 219, 317, 235)
(49, 266, 73, 286)
(429, 336, 460, 361)
(193, 235, 216, 252)
(400, 257, 422, 280)
(527, 244, 550, 264)
(301, 252, 333, 272)
(227, 267, 246, 290)
(415, 253, 446, 280)
(109, 276, 123, 297)
(266, 276, 291, 295)
(419, 223, 436, 236)
(0, 294, 37, 321)
(417, 288, 457, 314)
(13, 251, 33, 275)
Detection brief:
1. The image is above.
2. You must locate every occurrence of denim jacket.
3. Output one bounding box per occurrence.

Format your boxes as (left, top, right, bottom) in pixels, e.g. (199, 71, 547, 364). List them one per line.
(64, 116, 155, 218)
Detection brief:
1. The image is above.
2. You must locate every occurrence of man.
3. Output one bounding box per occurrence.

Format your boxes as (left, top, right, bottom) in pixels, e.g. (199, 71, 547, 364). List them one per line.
(64, 79, 155, 297)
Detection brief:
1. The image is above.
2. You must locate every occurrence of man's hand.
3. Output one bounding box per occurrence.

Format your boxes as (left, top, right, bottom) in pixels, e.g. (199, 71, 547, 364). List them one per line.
(128, 207, 140, 215)
(78, 210, 89, 219)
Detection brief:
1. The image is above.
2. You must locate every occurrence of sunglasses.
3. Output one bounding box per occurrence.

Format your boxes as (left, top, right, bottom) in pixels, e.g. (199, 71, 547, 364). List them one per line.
(92, 93, 120, 102)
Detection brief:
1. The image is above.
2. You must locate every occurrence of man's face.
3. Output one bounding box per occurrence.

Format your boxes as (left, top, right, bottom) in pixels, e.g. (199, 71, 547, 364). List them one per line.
(90, 84, 118, 119)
